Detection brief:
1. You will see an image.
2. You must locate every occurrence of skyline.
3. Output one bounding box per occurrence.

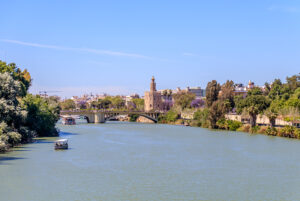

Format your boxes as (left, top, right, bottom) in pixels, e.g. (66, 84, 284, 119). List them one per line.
(1, 0, 300, 97)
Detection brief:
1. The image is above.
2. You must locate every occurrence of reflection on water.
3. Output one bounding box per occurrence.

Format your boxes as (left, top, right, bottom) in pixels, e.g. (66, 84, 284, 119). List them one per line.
(1, 121, 300, 201)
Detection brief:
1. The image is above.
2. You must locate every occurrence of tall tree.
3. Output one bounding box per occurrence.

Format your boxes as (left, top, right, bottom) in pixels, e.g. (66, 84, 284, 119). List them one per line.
(208, 100, 226, 128)
(205, 80, 220, 107)
(219, 80, 235, 112)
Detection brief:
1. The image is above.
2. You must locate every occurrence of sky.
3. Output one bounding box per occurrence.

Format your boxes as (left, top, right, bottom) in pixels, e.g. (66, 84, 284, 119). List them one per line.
(0, 0, 299, 98)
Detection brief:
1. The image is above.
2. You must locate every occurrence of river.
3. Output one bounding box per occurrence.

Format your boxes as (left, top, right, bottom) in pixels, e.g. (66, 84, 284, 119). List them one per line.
(1, 121, 300, 201)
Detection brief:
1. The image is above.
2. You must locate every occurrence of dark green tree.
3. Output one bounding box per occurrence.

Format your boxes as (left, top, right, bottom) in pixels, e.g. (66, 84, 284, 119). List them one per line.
(205, 80, 221, 107)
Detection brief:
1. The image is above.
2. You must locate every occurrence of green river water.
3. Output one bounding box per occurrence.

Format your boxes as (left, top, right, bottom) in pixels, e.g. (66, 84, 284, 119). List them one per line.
(1, 121, 300, 201)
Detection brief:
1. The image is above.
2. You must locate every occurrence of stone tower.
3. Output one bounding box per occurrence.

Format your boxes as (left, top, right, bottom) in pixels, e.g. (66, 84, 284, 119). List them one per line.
(144, 76, 162, 112)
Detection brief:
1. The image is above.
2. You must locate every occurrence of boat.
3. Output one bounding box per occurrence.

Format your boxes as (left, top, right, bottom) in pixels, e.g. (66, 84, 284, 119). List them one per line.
(54, 139, 68, 150)
(62, 117, 76, 125)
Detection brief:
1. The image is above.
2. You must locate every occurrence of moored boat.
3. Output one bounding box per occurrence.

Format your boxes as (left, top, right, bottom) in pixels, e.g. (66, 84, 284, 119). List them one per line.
(62, 117, 76, 125)
(54, 139, 68, 150)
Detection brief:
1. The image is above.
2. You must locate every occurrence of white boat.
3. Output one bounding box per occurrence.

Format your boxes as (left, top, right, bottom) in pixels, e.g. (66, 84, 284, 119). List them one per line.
(54, 139, 68, 150)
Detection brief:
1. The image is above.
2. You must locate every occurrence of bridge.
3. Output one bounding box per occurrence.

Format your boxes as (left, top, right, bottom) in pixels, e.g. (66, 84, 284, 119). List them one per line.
(60, 110, 163, 123)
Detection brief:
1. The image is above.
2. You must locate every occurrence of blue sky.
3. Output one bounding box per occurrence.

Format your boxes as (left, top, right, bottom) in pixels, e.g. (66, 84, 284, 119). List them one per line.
(0, 0, 299, 98)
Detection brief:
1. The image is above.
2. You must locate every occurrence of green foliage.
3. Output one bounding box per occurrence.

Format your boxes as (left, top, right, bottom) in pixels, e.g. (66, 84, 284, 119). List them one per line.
(21, 94, 60, 137)
(193, 108, 210, 128)
(173, 92, 196, 110)
(250, 125, 260, 133)
(205, 80, 221, 107)
(0, 60, 31, 96)
(236, 88, 270, 127)
(216, 118, 242, 131)
(60, 99, 76, 110)
(158, 110, 179, 123)
(279, 126, 300, 138)
(129, 114, 139, 122)
(265, 127, 278, 136)
(7, 131, 22, 146)
(219, 80, 235, 111)
(132, 98, 144, 110)
(208, 100, 227, 128)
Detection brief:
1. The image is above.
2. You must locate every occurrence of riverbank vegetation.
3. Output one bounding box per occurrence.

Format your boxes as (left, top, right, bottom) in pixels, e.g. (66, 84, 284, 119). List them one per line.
(158, 73, 300, 139)
(0, 60, 60, 152)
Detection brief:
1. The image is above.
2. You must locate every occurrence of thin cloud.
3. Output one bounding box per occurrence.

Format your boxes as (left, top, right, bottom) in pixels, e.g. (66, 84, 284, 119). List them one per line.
(183, 52, 197, 57)
(268, 5, 300, 13)
(0, 39, 151, 59)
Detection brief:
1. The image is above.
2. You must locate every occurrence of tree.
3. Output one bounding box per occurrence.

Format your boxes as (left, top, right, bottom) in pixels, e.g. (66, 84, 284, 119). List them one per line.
(60, 99, 76, 110)
(0, 73, 25, 128)
(111, 96, 125, 109)
(208, 100, 226, 128)
(205, 80, 220, 107)
(132, 98, 144, 111)
(98, 98, 111, 109)
(21, 94, 60, 137)
(286, 73, 300, 92)
(265, 101, 279, 128)
(219, 80, 235, 112)
(0, 60, 31, 96)
(193, 108, 209, 127)
(173, 91, 196, 110)
(236, 88, 270, 127)
(191, 99, 204, 108)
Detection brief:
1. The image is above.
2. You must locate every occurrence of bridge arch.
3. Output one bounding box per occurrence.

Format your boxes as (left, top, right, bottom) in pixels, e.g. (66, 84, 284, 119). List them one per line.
(105, 113, 158, 123)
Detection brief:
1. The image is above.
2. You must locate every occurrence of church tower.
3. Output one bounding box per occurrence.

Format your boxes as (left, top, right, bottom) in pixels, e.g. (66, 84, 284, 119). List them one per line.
(150, 76, 156, 92)
(144, 76, 162, 112)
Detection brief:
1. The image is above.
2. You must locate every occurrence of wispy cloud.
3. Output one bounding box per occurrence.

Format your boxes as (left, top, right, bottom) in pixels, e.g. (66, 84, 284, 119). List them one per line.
(0, 39, 151, 59)
(29, 85, 143, 98)
(268, 5, 300, 13)
(182, 52, 198, 57)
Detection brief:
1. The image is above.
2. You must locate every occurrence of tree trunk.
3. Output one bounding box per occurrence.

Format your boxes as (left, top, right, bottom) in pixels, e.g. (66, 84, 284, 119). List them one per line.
(269, 118, 275, 128)
(250, 114, 257, 127)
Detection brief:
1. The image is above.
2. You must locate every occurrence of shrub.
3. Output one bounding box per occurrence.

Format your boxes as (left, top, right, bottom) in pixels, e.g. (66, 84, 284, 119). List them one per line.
(279, 126, 298, 138)
(193, 108, 209, 127)
(7, 132, 22, 147)
(216, 118, 242, 131)
(239, 124, 251, 132)
(0, 140, 7, 152)
(265, 127, 278, 136)
(129, 114, 139, 122)
(250, 126, 260, 133)
(258, 126, 268, 134)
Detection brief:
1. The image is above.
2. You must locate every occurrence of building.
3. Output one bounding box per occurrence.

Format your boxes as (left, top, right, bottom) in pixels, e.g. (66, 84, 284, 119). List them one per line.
(186, 86, 205, 98)
(144, 76, 162, 112)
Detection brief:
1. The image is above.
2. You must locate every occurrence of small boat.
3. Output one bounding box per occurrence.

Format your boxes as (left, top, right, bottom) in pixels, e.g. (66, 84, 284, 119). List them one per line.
(54, 139, 68, 150)
(62, 117, 76, 125)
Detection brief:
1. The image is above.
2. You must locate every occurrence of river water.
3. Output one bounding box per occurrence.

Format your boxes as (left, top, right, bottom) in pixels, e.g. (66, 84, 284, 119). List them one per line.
(1, 121, 300, 201)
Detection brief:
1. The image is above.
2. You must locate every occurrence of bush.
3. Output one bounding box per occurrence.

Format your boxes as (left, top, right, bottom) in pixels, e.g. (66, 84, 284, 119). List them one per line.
(265, 127, 278, 136)
(7, 132, 22, 147)
(129, 114, 139, 122)
(279, 126, 298, 138)
(237, 124, 251, 133)
(250, 126, 260, 133)
(216, 118, 242, 131)
(0, 140, 7, 152)
(258, 126, 268, 134)
(193, 108, 209, 127)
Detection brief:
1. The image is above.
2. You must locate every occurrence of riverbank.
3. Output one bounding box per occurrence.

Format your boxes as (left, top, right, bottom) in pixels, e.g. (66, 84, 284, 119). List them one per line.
(156, 118, 300, 140)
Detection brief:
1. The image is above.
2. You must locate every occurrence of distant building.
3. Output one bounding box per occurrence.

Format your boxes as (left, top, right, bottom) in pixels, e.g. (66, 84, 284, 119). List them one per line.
(144, 76, 162, 112)
(233, 80, 264, 97)
(186, 86, 205, 98)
